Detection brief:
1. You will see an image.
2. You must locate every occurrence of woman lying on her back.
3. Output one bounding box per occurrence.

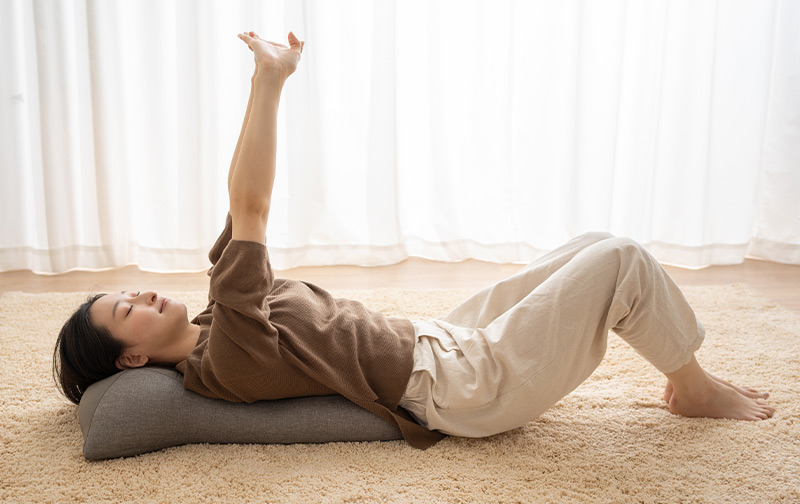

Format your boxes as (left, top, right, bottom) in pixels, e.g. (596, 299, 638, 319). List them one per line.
(53, 31, 775, 450)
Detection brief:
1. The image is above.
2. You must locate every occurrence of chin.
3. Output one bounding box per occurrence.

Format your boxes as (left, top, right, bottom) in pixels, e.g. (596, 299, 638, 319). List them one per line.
(174, 300, 189, 317)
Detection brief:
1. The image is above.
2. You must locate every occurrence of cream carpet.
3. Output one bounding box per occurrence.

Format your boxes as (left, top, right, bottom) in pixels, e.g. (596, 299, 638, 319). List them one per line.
(1, 284, 798, 503)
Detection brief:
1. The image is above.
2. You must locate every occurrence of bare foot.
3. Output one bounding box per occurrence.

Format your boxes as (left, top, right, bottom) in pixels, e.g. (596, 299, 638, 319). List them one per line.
(663, 372, 770, 404)
(704, 371, 770, 399)
(667, 378, 776, 421)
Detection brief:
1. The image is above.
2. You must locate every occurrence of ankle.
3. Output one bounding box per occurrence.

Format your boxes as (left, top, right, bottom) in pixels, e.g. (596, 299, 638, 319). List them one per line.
(672, 376, 716, 402)
(664, 354, 714, 402)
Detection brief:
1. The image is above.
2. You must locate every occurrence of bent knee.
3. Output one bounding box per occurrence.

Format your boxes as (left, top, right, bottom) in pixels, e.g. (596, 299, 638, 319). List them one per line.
(607, 236, 645, 250)
(575, 231, 616, 249)
(603, 236, 652, 262)
(577, 231, 615, 243)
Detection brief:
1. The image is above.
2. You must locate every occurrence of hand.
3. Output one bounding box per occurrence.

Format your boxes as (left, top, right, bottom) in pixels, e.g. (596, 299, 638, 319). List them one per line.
(238, 31, 305, 80)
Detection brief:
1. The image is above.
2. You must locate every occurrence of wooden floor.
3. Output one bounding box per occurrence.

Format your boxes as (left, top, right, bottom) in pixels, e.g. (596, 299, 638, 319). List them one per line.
(1, 257, 798, 312)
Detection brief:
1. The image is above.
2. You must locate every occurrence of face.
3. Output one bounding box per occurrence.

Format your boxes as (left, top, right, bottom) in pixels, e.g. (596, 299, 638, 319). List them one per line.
(89, 291, 190, 369)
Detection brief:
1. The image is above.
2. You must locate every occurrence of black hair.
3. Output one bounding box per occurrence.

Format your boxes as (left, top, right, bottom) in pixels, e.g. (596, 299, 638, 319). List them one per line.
(52, 293, 132, 405)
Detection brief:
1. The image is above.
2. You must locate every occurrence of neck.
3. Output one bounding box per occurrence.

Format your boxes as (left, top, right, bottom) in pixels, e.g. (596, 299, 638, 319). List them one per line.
(157, 323, 203, 367)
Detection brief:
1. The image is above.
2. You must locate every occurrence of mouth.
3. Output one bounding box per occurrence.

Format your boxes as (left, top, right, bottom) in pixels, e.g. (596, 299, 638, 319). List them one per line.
(161, 298, 167, 313)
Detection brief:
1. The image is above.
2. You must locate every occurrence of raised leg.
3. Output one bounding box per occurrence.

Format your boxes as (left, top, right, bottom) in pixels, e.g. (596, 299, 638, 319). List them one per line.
(442, 232, 615, 329)
(417, 234, 776, 438)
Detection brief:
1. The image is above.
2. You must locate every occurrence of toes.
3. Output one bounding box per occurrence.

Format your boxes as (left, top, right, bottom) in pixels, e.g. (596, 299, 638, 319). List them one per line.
(757, 405, 775, 418)
(744, 387, 769, 398)
(705, 373, 770, 399)
(746, 387, 768, 398)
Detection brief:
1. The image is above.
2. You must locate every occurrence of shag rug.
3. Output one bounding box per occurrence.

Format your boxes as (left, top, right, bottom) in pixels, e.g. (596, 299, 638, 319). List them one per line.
(1, 285, 798, 504)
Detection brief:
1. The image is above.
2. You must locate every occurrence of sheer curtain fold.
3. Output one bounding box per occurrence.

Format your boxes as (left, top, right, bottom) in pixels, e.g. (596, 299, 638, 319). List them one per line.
(1, 0, 798, 274)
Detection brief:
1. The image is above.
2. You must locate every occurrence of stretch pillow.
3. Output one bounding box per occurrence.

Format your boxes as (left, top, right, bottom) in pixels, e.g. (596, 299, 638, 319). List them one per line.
(78, 366, 403, 460)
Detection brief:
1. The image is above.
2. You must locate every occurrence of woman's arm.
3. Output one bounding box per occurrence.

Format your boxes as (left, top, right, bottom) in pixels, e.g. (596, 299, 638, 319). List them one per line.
(228, 73, 257, 196)
(230, 31, 304, 243)
(228, 74, 283, 243)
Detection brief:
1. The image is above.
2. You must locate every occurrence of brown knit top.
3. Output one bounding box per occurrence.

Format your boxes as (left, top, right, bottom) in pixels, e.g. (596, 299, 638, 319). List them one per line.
(175, 214, 445, 449)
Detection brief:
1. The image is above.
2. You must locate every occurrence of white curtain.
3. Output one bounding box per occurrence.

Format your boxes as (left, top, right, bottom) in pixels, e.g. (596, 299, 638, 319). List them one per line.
(2, 0, 799, 274)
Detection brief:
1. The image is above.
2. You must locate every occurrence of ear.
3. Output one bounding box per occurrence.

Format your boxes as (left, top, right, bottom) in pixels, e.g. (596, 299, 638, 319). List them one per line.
(116, 352, 149, 370)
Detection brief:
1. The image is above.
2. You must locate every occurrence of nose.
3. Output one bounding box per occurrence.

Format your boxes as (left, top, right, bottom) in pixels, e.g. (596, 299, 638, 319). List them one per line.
(137, 291, 159, 305)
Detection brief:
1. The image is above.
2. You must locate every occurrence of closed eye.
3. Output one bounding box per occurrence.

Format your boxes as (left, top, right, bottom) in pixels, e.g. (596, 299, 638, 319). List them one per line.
(125, 291, 140, 317)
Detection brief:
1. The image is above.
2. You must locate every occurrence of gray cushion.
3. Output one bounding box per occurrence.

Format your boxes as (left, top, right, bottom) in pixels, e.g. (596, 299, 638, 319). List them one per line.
(78, 366, 403, 460)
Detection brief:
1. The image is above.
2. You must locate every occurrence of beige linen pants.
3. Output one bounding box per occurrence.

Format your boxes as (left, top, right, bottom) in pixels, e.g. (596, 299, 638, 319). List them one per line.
(399, 232, 705, 438)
